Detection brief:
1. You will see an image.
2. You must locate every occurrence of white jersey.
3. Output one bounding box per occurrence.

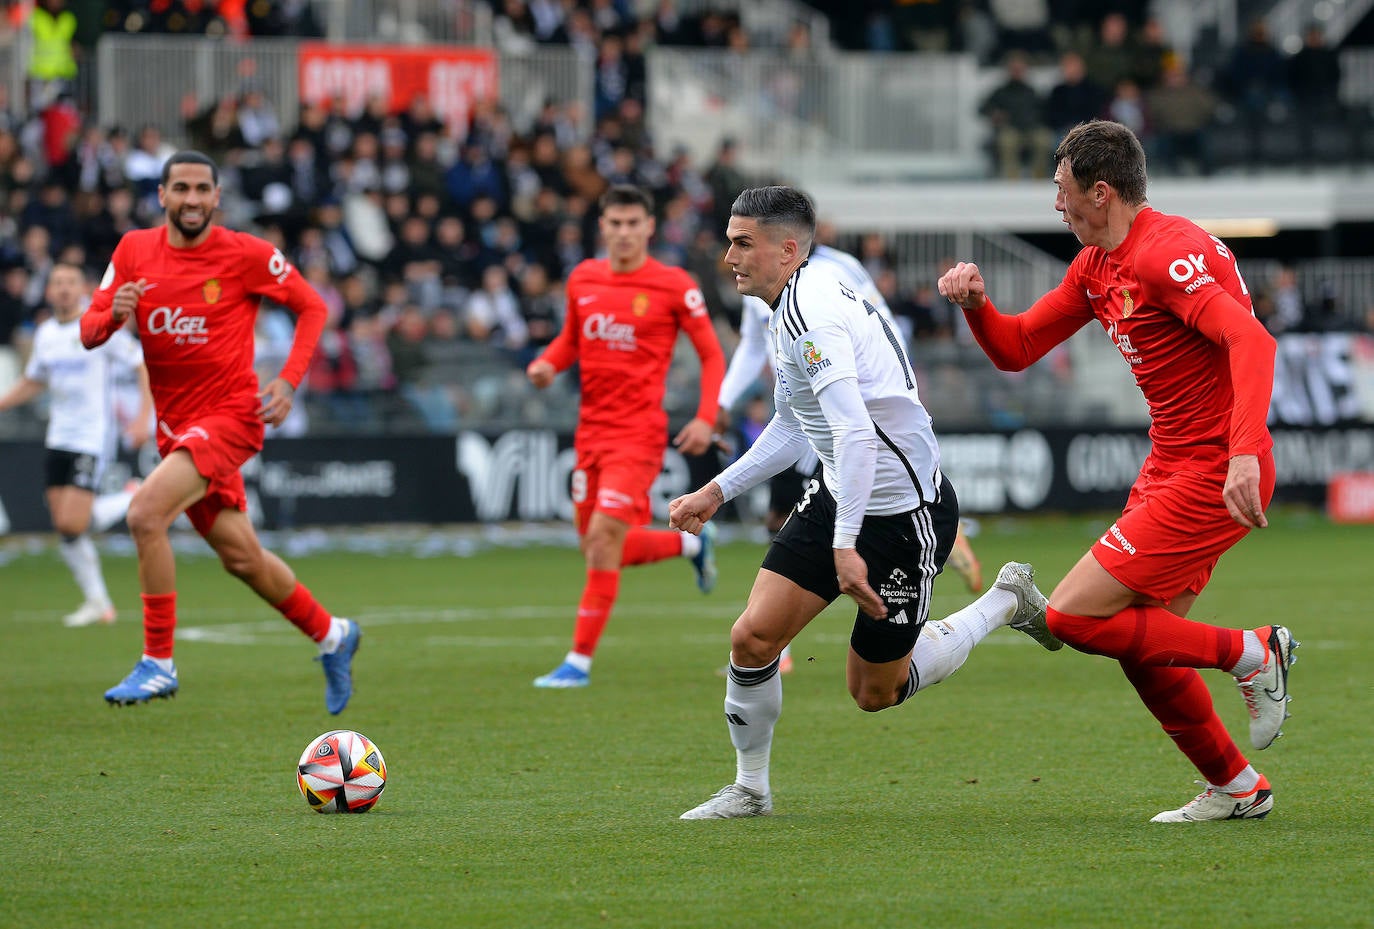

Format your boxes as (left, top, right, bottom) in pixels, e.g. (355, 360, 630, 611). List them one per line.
(719, 245, 895, 477)
(770, 261, 940, 512)
(718, 244, 892, 411)
(25, 314, 144, 458)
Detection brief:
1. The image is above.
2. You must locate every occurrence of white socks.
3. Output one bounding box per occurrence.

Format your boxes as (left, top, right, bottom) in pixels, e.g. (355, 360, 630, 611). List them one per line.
(1216, 765, 1261, 795)
(59, 535, 111, 607)
(561, 651, 592, 672)
(317, 617, 349, 655)
(909, 587, 1014, 692)
(142, 654, 175, 672)
(725, 657, 783, 796)
(1230, 629, 1267, 678)
(91, 489, 136, 533)
(679, 531, 702, 559)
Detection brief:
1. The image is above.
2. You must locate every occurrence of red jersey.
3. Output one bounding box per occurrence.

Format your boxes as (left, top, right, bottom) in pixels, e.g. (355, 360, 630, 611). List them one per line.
(81, 225, 326, 430)
(966, 208, 1275, 465)
(539, 256, 724, 451)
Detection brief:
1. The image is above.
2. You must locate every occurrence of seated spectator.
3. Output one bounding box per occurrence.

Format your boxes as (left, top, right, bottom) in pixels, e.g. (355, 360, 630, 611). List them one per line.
(342, 184, 393, 265)
(21, 178, 79, 255)
(891, 0, 957, 52)
(446, 142, 507, 212)
(463, 263, 528, 353)
(1289, 23, 1342, 120)
(1079, 13, 1139, 91)
(407, 131, 447, 202)
(1219, 18, 1291, 119)
(1145, 60, 1216, 176)
(236, 83, 281, 147)
(515, 261, 562, 367)
(1046, 51, 1106, 138)
(1104, 78, 1149, 141)
(989, 0, 1052, 58)
(348, 311, 396, 397)
(184, 93, 246, 164)
(387, 303, 459, 432)
(1267, 266, 1306, 334)
(124, 123, 173, 221)
(383, 215, 444, 309)
(979, 51, 1053, 179)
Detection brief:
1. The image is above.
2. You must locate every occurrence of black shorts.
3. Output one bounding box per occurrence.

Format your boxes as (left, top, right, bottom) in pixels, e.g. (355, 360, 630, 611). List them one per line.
(44, 449, 103, 492)
(767, 467, 809, 515)
(762, 474, 960, 664)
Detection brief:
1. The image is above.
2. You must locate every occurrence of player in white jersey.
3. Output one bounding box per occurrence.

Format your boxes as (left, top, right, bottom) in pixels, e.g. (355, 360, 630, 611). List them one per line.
(0, 262, 153, 626)
(671, 187, 1061, 819)
(717, 241, 985, 591)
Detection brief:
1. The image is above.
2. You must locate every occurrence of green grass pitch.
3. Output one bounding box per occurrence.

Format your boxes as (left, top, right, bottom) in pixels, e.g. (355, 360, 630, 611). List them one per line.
(3, 512, 1371, 928)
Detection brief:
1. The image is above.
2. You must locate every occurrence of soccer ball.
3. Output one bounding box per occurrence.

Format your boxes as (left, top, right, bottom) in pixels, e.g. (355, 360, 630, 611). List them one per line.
(296, 730, 387, 814)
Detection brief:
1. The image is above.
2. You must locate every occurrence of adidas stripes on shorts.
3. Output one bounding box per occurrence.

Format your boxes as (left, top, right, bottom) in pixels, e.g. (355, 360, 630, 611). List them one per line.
(761, 473, 960, 664)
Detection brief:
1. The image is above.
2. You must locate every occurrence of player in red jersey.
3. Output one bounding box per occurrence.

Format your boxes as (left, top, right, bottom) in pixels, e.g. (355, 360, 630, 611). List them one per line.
(526, 185, 726, 688)
(81, 150, 361, 713)
(938, 121, 1297, 823)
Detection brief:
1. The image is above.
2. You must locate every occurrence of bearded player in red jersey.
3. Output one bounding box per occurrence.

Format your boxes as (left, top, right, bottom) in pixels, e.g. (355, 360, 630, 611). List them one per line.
(81, 151, 361, 713)
(939, 121, 1297, 823)
(527, 185, 726, 688)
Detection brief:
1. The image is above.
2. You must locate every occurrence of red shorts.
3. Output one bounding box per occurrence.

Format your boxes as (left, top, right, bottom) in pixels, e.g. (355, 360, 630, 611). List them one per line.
(570, 445, 664, 534)
(158, 414, 263, 536)
(1091, 451, 1276, 603)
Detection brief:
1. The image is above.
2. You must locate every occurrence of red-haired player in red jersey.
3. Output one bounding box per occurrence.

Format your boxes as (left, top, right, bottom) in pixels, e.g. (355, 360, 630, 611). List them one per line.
(81, 151, 361, 713)
(939, 120, 1298, 823)
(527, 185, 726, 688)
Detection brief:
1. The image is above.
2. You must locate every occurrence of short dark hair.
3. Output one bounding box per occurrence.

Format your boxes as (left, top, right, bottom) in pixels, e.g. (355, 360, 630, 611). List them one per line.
(730, 186, 816, 249)
(161, 149, 220, 186)
(599, 184, 653, 214)
(50, 260, 86, 279)
(1053, 120, 1147, 206)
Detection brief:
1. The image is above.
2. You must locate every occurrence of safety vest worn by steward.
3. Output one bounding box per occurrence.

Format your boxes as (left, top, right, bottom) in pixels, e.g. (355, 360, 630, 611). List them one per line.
(28, 6, 78, 80)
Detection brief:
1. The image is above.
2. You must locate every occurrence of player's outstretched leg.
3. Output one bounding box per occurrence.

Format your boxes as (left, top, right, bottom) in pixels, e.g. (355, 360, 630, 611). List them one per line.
(317, 618, 361, 714)
(1150, 775, 1274, 823)
(105, 658, 179, 705)
(993, 562, 1061, 650)
(1233, 625, 1298, 750)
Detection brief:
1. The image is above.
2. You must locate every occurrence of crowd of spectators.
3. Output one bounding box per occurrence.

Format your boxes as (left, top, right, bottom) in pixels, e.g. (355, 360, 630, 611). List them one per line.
(1, 0, 1371, 439)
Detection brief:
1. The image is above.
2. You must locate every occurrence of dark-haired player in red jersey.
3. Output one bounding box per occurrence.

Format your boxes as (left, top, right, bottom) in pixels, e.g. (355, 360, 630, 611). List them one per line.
(81, 150, 360, 713)
(527, 184, 726, 688)
(939, 120, 1298, 823)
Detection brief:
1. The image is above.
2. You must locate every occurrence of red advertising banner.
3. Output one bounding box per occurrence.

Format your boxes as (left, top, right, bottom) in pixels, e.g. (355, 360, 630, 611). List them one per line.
(298, 44, 497, 134)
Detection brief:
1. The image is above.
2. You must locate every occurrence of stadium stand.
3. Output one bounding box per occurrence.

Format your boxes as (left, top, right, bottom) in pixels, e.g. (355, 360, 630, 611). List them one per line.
(1, 0, 1373, 442)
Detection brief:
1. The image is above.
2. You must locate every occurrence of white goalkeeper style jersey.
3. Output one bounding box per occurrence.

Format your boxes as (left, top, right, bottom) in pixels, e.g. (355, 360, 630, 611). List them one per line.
(718, 245, 897, 476)
(715, 260, 941, 543)
(25, 313, 144, 459)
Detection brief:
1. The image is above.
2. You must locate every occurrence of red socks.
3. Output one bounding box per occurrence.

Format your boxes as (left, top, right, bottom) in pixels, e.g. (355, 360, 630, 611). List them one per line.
(274, 582, 333, 642)
(1046, 605, 1246, 670)
(141, 592, 177, 659)
(571, 568, 621, 657)
(621, 528, 683, 566)
(1122, 662, 1247, 785)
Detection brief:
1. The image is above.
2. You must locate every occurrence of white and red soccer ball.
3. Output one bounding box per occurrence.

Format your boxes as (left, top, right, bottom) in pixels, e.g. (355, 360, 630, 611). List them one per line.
(296, 730, 387, 813)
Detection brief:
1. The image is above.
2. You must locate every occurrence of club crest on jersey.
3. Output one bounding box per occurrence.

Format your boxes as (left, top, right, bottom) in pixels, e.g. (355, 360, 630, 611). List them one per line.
(1121, 289, 1134, 318)
(632, 293, 650, 316)
(803, 340, 830, 376)
(203, 279, 221, 304)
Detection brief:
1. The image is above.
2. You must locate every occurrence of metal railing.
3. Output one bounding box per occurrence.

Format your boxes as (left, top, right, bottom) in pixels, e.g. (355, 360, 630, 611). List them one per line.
(92, 36, 591, 143)
(647, 49, 983, 176)
(309, 0, 492, 44)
